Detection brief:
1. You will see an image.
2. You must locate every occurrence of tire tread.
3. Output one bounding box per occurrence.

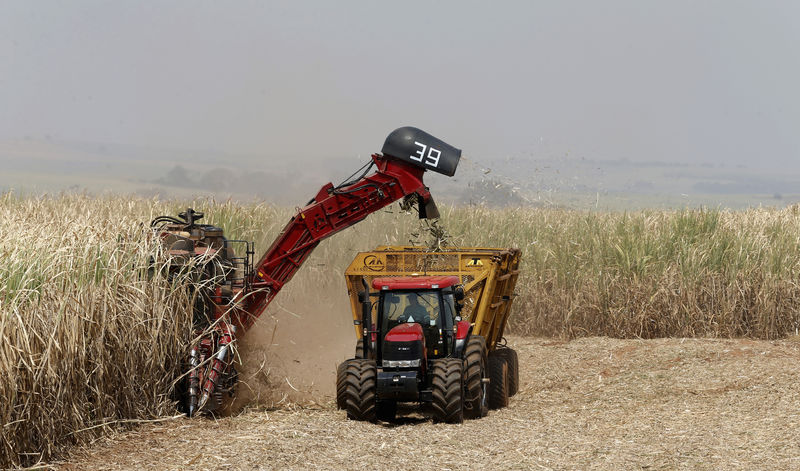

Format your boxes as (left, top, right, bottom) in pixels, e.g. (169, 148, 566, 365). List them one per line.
(487, 353, 508, 409)
(462, 335, 488, 419)
(430, 358, 464, 423)
(343, 359, 377, 421)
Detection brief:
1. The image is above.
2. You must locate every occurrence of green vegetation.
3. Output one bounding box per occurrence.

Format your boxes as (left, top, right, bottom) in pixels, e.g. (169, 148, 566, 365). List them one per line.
(439, 205, 800, 338)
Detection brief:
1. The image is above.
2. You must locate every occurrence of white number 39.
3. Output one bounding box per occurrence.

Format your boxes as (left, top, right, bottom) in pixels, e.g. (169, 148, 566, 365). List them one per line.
(410, 141, 441, 168)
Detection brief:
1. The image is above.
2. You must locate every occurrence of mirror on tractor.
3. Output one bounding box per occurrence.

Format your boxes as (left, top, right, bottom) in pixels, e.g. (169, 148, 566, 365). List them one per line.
(454, 285, 465, 301)
(454, 285, 465, 313)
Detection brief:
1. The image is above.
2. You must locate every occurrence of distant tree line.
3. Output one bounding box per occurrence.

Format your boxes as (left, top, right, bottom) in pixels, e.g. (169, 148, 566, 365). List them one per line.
(154, 165, 301, 201)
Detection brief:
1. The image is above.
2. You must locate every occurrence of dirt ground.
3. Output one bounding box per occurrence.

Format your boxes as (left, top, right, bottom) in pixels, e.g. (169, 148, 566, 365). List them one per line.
(58, 336, 800, 471)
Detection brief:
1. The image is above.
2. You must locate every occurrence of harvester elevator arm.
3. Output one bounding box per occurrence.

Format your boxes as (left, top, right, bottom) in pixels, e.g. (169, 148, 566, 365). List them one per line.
(237, 153, 437, 328)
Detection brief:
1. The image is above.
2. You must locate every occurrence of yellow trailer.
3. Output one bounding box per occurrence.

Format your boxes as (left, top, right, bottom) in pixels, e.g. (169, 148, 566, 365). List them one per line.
(337, 246, 521, 422)
(344, 246, 521, 350)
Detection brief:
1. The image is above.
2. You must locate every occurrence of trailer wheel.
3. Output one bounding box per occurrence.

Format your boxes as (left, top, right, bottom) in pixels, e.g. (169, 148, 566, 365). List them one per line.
(463, 335, 488, 419)
(497, 347, 519, 397)
(487, 353, 509, 409)
(335, 361, 347, 409)
(376, 400, 397, 421)
(343, 359, 377, 421)
(354, 342, 364, 359)
(430, 358, 464, 423)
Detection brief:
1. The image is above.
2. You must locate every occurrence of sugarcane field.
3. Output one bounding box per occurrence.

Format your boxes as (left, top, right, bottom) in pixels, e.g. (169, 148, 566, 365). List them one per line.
(3, 3, 800, 470)
(3, 197, 800, 469)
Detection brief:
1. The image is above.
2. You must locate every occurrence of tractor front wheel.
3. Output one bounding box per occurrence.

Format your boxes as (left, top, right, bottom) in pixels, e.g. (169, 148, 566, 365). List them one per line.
(343, 359, 377, 421)
(430, 358, 464, 423)
(335, 361, 347, 410)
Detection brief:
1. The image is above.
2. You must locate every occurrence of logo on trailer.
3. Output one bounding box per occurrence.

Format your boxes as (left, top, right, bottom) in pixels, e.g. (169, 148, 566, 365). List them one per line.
(363, 254, 385, 271)
(467, 258, 483, 267)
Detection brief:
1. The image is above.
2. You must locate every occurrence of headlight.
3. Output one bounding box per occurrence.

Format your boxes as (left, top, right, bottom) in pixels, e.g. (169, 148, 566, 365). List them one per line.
(383, 359, 421, 368)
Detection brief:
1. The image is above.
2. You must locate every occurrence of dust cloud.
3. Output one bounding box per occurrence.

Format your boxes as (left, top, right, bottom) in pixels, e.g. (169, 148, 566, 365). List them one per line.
(230, 283, 357, 410)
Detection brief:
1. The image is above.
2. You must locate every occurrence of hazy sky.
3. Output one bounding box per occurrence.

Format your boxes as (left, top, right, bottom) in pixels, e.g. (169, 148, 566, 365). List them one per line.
(2, 1, 798, 168)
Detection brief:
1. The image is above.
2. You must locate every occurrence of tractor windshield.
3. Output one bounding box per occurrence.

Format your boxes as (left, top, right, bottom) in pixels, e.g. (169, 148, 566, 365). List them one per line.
(382, 291, 440, 329)
(382, 290, 456, 358)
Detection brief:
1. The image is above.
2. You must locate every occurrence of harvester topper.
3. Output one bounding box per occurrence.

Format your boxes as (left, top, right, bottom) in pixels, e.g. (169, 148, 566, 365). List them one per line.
(382, 126, 461, 177)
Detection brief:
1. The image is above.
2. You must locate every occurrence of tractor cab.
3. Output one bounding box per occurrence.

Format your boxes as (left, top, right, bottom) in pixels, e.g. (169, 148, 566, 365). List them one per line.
(371, 276, 462, 364)
(351, 275, 468, 406)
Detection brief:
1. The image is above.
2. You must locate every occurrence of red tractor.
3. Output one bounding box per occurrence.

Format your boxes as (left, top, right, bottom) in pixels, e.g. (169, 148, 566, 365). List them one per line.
(337, 246, 522, 423)
(151, 127, 462, 416)
(339, 276, 476, 423)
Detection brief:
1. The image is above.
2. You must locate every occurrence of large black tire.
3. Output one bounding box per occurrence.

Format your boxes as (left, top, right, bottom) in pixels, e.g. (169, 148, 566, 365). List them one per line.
(487, 353, 509, 409)
(376, 400, 397, 422)
(335, 361, 347, 410)
(343, 359, 377, 421)
(337, 342, 367, 410)
(462, 335, 488, 419)
(496, 347, 519, 397)
(430, 358, 464, 423)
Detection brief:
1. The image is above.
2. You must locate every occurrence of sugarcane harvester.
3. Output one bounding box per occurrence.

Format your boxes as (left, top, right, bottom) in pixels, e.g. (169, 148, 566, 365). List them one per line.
(150, 127, 461, 416)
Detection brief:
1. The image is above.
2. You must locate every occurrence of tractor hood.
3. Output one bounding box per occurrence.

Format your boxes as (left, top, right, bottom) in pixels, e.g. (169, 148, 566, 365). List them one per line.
(384, 322, 425, 343)
(382, 323, 426, 370)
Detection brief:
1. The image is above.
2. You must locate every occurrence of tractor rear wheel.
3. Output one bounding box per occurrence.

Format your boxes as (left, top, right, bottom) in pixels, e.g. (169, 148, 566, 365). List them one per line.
(496, 347, 519, 397)
(430, 358, 464, 423)
(462, 335, 488, 419)
(487, 353, 509, 409)
(343, 359, 377, 421)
